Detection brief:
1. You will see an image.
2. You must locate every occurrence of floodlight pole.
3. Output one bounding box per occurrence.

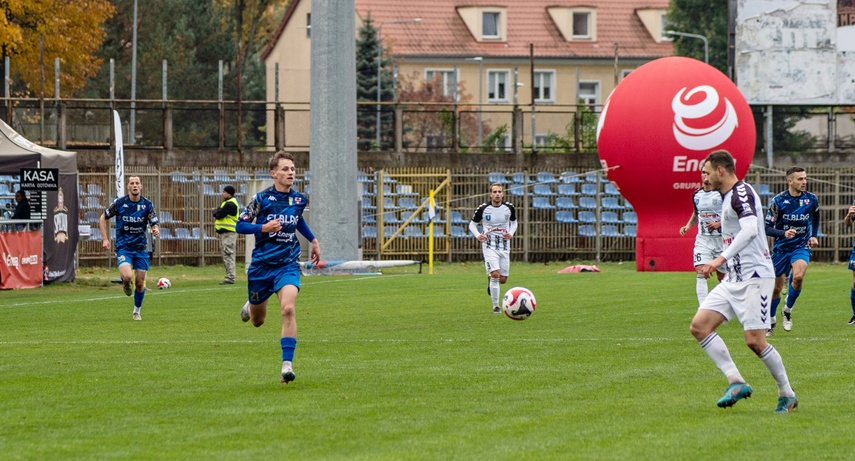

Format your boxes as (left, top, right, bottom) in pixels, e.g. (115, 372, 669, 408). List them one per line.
(665, 30, 709, 64)
(376, 18, 422, 149)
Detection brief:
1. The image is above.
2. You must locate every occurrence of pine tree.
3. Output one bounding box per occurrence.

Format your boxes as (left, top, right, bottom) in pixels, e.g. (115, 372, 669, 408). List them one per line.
(356, 15, 395, 151)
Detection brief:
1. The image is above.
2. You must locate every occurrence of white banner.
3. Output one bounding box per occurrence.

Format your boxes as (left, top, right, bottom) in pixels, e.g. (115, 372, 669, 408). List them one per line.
(113, 110, 124, 197)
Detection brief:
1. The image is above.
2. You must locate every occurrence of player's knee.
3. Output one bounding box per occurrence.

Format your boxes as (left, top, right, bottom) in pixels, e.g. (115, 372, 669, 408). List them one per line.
(746, 339, 766, 355)
(281, 305, 296, 319)
(689, 321, 709, 340)
(499, 276, 508, 284)
(252, 318, 265, 328)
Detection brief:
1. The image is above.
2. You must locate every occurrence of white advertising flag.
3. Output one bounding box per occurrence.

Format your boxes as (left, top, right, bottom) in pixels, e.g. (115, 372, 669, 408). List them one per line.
(113, 110, 125, 197)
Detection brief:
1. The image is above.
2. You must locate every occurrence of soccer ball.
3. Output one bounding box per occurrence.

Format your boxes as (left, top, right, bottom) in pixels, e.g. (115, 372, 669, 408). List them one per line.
(502, 287, 536, 320)
(157, 277, 171, 289)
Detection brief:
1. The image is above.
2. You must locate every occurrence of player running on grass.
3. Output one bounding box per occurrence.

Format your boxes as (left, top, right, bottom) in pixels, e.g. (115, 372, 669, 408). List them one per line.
(690, 150, 797, 413)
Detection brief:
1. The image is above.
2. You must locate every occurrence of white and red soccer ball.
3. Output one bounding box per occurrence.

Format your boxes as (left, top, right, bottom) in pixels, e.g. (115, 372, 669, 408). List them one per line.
(502, 287, 536, 320)
(157, 277, 171, 289)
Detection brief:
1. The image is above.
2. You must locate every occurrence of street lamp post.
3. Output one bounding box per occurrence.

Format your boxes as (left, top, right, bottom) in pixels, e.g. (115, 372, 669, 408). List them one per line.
(466, 57, 483, 148)
(665, 30, 709, 64)
(376, 18, 422, 149)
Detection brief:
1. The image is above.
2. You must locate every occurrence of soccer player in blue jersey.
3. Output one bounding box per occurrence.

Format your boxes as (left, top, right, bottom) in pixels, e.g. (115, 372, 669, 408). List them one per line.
(844, 203, 855, 325)
(236, 151, 320, 384)
(764, 167, 820, 334)
(98, 176, 161, 321)
(692, 150, 797, 414)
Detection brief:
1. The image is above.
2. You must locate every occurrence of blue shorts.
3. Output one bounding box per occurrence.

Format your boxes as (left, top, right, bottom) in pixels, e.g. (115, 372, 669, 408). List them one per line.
(848, 247, 855, 271)
(247, 262, 301, 305)
(772, 248, 811, 278)
(116, 249, 151, 271)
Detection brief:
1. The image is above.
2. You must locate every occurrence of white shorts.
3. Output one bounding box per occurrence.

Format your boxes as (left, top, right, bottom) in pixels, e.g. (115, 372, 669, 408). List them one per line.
(699, 278, 774, 331)
(694, 235, 724, 270)
(483, 247, 510, 276)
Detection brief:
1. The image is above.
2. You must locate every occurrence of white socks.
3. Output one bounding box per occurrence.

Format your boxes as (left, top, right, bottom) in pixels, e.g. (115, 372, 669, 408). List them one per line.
(489, 277, 500, 307)
(696, 274, 709, 305)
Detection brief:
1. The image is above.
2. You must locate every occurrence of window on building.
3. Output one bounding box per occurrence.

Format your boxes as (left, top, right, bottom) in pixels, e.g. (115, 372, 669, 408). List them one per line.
(487, 70, 509, 102)
(307, 13, 311, 38)
(572, 12, 590, 38)
(425, 69, 458, 98)
(621, 69, 633, 80)
(578, 81, 600, 106)
(483, 12, 499, 38)
(533, 71, 555, 102)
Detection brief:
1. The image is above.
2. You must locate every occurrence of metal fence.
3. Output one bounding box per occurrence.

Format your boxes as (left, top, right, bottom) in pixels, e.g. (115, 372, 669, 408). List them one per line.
(74, 166, 855, 267)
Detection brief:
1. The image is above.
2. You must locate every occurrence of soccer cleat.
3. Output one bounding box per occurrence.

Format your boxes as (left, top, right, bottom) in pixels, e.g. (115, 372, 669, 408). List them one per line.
(766, 322, 776, 337)
(775, 395, 798, 413)
(240, 302, 250, 323)
(716, 382, 753, 408)
(492, 306, 501, 314)
(132, 312, 142, 321)
(123, 281, 133, 296)
(848, 315, 855, 325)
(219, 280, 235, 285)
(280, 363, 296, 384)
(782, 308, 793, 332)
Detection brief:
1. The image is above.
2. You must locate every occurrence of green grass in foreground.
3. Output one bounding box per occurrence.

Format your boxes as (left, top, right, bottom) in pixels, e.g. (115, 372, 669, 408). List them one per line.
(2, 262, 855, 460)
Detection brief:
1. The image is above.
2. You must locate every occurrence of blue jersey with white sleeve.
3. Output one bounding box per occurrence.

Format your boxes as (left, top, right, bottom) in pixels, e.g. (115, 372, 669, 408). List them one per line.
(104, 195, 159, 251)
(764, 190, 820, 254)
(237, 186, 310, 266)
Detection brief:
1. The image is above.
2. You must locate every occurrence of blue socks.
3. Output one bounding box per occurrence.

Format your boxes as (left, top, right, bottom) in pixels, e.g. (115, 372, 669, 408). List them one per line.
(786, 283, 801, 310)
(850, 288, 855, 315)
(771, 297, 781, 319)
(281, 337, 297, 362)
(134, 289, 145, 308)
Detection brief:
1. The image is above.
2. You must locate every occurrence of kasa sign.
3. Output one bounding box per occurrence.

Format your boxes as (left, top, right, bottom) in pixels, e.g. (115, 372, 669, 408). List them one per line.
(20, 168, 59, 191)
(596, 57, 755, 272)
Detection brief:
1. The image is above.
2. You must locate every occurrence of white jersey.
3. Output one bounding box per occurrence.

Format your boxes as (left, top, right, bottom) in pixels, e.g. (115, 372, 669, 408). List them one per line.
(469, 201, 517, 252)
(692, 188, 722, 238)
(719, 181, 775, 282)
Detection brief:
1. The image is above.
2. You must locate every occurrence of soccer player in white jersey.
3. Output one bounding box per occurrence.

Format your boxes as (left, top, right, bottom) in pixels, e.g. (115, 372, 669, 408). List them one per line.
(679, 181, 725, 305)
(469, 183, 518, 313)
(690, 150, 798, 414)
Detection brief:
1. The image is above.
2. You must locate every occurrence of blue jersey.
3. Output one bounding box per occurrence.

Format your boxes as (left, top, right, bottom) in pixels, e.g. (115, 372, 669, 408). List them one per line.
(239, 186, 309, 266)
(764, 190, 820, 254)
(104, 195, 159, 251)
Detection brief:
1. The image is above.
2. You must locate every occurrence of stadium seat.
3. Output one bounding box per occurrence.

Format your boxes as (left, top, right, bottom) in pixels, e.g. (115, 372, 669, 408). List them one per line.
(383, 226, 397, 238)
(581, 183, 598, 196)
(430, 227, 446, 238)
(86, 183, 105, 196)
(511, 172, 528, 184)
(383, 197, 398, 210)
(382, 211, 401, 224)
(557, 184, 579, 196)
(555, 197, 578, 209)
(361, 211, 376, 224)
(403, 210, 425, 224)
(159, 211, 173, 223)
(82, 196, 102, 210)
(560, 171, 584, 183)
(360, 183, 374, 197)
(602, 211, 620, 223)
(604, 183, 620, 196)
(361, 197, 376, 210)
(451, 210, 469, 225)
(602, 197, 624, 209)
(533, 184, 556, 196)
(579, 197, 597, 209)
(159, 228, 174, 240)
(757, 183, 773, 196)
(622, 211, 637, 224)
(404, 226, 424, 237)
(398, 197, 417, 210)
(362, 226, 377, 238)
(578, 225, 596, 237)
(507, 185, 525, 197)
(397, 184, 418, 196)
(602, 225, 621, 237)
(536, 171, 559, 183)
(174, 228, 192, 240)
(203, 184, 218, 196)
(423, 211, 444, 223)
(450, 226, 468, 238)
(556, 211, 578, 223)
(83, 211, 100, 224)
(357, 170, 372, 182)
(489, 172, 509, 184)
(89, 228, 102, 241)
(532, 197, 556, 209)
(578, 211, 596, 223)
(623, 225, 637, 237)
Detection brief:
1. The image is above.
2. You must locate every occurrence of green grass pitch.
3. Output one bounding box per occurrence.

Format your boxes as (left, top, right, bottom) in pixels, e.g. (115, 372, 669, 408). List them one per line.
(2, 262, 855, 460)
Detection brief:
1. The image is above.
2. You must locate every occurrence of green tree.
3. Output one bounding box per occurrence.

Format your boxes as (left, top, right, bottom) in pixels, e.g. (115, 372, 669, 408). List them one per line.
(667, 1, 816, 154)
(355, 15, 395, 151)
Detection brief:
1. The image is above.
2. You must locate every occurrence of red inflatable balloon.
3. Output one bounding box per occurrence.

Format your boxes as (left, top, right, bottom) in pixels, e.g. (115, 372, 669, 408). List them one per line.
(596, 57, 755, 271)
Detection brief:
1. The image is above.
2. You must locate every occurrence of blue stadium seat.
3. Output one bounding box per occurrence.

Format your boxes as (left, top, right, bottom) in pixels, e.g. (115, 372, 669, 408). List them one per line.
(579, 197, 597, 209)
(623, 225, 637, 237)
(602, 211, 620, 223)
(450, 210, 469, 224)
(451, 226, 469, 238)
(404, 226, 424, 237)
(383, 197, 398, 210)
(533, 184, 556, 196)
(602, 197, 624, 210)
(430, 227, 446, 238)
(361, 196, 375, 210)
(361, 211, 376, 224)
(159, 228, 175, 240)
(174, 228, 192, 240)
(511, 172, 528, 184)
(536, 171, 559, 184)
(159, 211, 173, 223)
(757, 183, 773, 196)
(560, 171, 584, 183)
(382, 211, 401, 224)
(556, 197, 577, 209)
(87, 183, 105, 196)
(556, 211, 578, 223)
(508, 185, 525, 197)
(532, 197, 556, 209)
(362, 226, 377, 238)
(604, 183, 620, 196)
(602, 225, 621, 237)
(398, 197, 417, 210)
(622, 211, 637, 224)
(403, 210, 425, 224)
(580, 183, 598, 196)
(384, 227, 397, 238)
(489, 172, 509, 184)
(578, 225, 596, 237)
(557, 184, 579, 196)
(578, 211, 596, 223)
